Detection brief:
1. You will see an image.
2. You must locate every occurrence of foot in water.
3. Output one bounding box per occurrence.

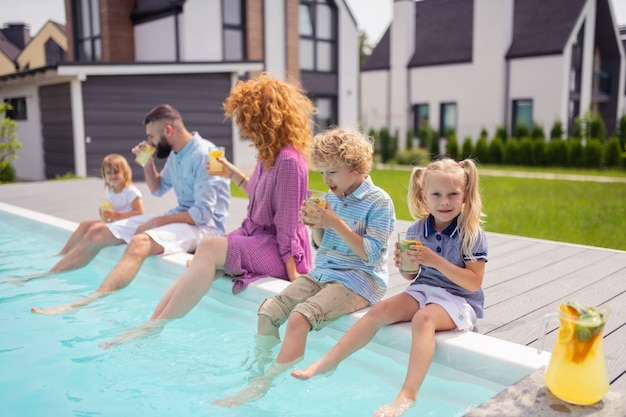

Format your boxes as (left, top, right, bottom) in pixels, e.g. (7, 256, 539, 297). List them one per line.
(0, 272, 53, 284)
(31, 303, 80, 316)
(99, 320, 166, 349)
(290, 358, 336, 380)
(373, 398, 415, 417)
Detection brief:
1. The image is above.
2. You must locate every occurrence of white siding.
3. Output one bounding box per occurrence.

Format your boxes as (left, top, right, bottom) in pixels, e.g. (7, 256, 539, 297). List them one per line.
(264, 0, 286, 77)
(180, 0, 223, 60)
(134, 18, 178, 61)
(337, 0, 359, 129)
(360, 71, 389, 131)
(509, 55, 567, 134)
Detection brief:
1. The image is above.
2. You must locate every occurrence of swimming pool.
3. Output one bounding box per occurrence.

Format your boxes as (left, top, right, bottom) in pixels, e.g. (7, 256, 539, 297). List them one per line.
(0, 204, 549, 416)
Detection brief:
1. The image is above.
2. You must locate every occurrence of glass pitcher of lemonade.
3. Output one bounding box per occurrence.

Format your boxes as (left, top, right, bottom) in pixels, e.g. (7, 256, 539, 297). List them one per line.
(538, 302, 610, 405)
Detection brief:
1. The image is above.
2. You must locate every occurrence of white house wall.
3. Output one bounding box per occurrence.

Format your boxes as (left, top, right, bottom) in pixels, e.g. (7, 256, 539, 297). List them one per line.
(179, 0, 222, 60)
(134, 17, 178, 61)
(509, 55, 566, 134)
(360, 70, 389, 132)
(0, 84, 45, 181)
(264, 0, 286, 77)
(337, 0, 359, 129)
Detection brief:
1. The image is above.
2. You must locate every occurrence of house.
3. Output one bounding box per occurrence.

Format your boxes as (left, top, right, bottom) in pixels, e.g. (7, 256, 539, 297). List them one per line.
(0, 0, 359, 181)
(0, 22, 67, 76)
(360, 0, 626, 149)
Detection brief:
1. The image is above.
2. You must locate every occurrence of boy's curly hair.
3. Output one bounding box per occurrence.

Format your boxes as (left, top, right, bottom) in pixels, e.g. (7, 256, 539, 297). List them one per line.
(310, 127, 374, 174)
(223, 73, 316, 168)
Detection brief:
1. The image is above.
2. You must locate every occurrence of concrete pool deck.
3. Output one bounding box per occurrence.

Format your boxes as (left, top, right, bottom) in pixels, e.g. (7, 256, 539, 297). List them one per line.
(1, 178, 625, 416)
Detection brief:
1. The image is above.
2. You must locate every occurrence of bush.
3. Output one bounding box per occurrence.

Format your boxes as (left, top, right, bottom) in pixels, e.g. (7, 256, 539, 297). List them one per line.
(0, 161, 15, 182)
(474, 136, 489, 164)
(532, 140, 547, 166)
(571, 118, 583, 140)
(547, 138, 568, 167)
(378, 127, 397, 163)
(488, 136, 504, 164)
(604, 137, 622, 168)
(514, 124, 530, 140)
(504, 139, 521, 165)
(429, 132, 440, 158)
(568, 138, 584, 166)
(518, 137, 534, 165)
(550, 120, 564, 139)
(395, 148, 431, 166)
(446, 134, 459, 160)
(616, 114, 626, 151)
(583, 139, 603, 168)
(588, 115, 606, 142)
(494, 126, 507, 143)
(531, 123, 545, 141)
(461, 137, 473, 160)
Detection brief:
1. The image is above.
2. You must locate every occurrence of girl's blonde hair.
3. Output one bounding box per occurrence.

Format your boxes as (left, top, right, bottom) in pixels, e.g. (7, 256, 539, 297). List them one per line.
(101, 154, 132, 189)
(309, 127, 374, 174)
(223, 73, 316, 168)
(407, 157, 485, 260)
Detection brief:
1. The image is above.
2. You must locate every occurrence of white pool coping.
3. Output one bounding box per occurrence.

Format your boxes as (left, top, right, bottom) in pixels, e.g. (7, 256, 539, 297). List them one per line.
(0, 201, 551, 388)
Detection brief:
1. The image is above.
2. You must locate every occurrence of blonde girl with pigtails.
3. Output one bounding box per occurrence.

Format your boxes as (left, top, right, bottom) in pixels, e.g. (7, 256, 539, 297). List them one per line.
(292, 157, 488, 417)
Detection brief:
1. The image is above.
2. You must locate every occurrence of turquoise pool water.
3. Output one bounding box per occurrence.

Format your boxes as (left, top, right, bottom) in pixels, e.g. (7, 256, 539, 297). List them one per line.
(0, 209, 505, 417)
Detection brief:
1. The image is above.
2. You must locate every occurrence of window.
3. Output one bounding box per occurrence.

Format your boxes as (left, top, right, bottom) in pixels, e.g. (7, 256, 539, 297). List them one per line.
(439, 103, 457, 137)
(223, 0, 245, 61)
(413, 104, 429, 134)
(299, 0, 337, 72)
(73, 0, 101, 62)
(3, 97, 27, 120)
(512, 99, 533, 134)
(313, 97, 336, 131)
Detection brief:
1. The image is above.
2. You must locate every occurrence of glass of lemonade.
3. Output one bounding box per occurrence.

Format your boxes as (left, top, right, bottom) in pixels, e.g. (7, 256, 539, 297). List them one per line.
(398, 231, 422, 273)
(99, 200, 113, 222)
(303, 190, 328, 226)
(541, 302, 610, 405)
(135, 144, 156, 167)
(209, 146, 225, 175)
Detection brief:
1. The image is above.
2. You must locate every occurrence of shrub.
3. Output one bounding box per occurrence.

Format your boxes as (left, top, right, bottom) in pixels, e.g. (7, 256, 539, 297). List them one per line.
(518, 137, 534, 165)
(583, 139, 603, 168)
(474, 136, 489, 164)
(531, 123, 545, 141)
(568, 138, 584, 166)
(494, 125, 508, 143)
(532, 140, 547, 166)
(429, 131, 440, 158)
(550, 120, 564, 139)
(446, 134, 459, 160)
(503, 139, 521, 165)
(0, 161, 15, 182)
(378, 127, 397, 163)
(571, 117, 583, 140)
(461, 136, 473, 160)
(604, 137, 622, 168)
(488, 136, 504, 164)
(514, 124, 530, 140)
(395, 148, 431, 167)
(588, 115, 606, 142)
(547, 138, 568, 167)
(617, 114, 626, 151)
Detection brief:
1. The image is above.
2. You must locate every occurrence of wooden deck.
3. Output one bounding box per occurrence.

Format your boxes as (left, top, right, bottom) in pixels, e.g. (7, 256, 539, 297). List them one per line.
(2, 178, 625, 394)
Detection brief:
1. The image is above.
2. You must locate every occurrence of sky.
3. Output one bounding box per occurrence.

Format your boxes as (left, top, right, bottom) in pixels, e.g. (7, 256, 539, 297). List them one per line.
(0, 0, 625, 46)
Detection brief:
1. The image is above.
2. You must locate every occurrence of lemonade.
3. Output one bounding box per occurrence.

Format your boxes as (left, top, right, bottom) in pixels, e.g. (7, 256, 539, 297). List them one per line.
(544, 302, 609, 405)
(398, 235, 422, 273)
(303, 191, 327, 226)
(99, 201, 113, 222)
(209, 147, 225, 175)
(135, 144, 156, 167)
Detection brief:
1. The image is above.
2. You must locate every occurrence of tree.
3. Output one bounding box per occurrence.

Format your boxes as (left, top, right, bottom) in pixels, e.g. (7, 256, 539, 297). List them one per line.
(359, 31, 374, 67)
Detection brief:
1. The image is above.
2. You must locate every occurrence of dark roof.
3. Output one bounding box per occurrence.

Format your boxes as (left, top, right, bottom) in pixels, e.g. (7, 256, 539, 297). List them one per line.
(361, 26, 390, 71)
(409, 0, 473, 67)
(506, 0, 586, 59)
(361, 0, 474, 72)
(0, 30, 21, 61)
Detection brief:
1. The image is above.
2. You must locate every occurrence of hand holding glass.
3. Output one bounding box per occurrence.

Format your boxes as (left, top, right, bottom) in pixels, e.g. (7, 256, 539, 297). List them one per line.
(99, 200, 113, 222)
(209, 147, 225, 175)
(303, 190, 328, 226)
(135, 144, 156, 167)
(398, 232, 422, 273)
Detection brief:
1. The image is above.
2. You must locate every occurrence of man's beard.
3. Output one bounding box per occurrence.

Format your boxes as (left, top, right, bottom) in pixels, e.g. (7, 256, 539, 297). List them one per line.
(156, 135, 172, 159)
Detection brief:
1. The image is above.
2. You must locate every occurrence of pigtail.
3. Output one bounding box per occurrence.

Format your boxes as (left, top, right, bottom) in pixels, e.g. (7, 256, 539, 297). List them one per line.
(407, 167, 429, 220)
(457, 158, 486, 260)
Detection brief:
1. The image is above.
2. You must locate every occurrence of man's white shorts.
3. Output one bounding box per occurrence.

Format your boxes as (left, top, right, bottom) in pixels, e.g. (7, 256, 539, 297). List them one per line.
(106, 214, 220, 255)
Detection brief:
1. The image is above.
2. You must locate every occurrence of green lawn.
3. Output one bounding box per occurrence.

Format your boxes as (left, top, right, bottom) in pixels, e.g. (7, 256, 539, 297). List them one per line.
(231, 167, 626, 251)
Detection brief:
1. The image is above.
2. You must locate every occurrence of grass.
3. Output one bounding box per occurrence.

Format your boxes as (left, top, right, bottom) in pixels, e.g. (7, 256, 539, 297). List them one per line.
(231, 166, 626, 251)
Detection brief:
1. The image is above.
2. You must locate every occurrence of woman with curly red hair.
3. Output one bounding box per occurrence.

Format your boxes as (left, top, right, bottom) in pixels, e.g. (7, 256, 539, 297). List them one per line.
(100, 73, 315, 348)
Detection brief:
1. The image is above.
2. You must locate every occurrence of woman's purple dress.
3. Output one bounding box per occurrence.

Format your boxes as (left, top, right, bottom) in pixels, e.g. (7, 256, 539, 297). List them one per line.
(224, 146, 312, 293)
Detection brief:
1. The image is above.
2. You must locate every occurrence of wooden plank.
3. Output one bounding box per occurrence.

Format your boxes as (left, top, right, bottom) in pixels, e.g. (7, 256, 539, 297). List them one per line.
(483, 258, 626, 346)
(484, 247, 612, 304)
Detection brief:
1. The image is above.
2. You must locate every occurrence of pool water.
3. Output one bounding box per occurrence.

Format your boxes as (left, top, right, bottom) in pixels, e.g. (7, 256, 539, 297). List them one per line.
(0, 210, 505, 417)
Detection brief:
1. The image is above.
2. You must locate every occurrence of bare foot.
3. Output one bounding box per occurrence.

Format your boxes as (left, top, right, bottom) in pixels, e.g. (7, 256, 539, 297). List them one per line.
(31, 304, 80, 315)
(1, 272, 52, 284)
(213, 378, 271, 407)
(373, 399, 415, 417)
(99, 320, 165, 349)
(291, 358, 336, 380)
